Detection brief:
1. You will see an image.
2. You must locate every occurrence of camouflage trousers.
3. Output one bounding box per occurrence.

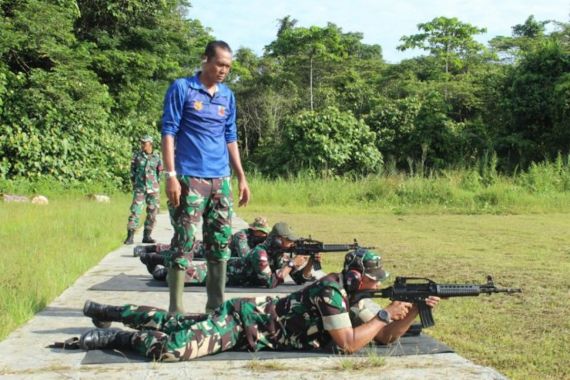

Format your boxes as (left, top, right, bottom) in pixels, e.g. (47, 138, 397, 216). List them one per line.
(122, 297, 280, 361)
(182, 257, 242, 285)
(127, 190, 160, 231)
(152, 241, 205, 259)
(165, 177, 233, 269)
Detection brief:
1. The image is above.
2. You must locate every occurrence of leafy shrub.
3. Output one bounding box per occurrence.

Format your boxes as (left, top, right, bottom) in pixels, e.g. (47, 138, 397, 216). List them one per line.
(263, 106, 382, 176)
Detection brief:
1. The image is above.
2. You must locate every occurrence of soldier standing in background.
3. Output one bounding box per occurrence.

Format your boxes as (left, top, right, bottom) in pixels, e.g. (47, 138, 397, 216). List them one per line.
(124, 135, 163, 245)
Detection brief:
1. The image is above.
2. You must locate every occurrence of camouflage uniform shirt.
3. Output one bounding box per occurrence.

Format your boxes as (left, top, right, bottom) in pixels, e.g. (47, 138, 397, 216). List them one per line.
(246, 272, 353, 351)
(226, 243, 286, 288)
(229, 228, 266, 258)
(131, 151, 162, 193)
(122, 273, 368, 361)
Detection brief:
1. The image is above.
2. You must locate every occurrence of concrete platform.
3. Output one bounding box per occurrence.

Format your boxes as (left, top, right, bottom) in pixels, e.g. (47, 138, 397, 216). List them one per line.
(0, 213, 508, 379)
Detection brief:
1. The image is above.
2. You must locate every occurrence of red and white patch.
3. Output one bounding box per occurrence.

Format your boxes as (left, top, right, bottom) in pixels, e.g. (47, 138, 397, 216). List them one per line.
(218, 106, 225, 116)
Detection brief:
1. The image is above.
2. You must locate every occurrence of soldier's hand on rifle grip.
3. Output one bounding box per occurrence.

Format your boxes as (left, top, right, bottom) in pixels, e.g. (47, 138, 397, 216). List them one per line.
(301, 257, 314, 278)
(424, 296, 441, 308)
(313, 253, 323, 262)
(385, 301, 413, 321)
(292, 255, 310, 271)
(410, 296, 441, 313)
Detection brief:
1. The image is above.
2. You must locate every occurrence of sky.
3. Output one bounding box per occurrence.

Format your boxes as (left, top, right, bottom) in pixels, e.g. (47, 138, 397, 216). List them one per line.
(186, 0, 569, 63)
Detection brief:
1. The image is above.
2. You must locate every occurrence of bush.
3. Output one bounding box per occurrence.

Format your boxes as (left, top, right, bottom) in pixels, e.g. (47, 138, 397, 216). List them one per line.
(260, 107, 383, 176)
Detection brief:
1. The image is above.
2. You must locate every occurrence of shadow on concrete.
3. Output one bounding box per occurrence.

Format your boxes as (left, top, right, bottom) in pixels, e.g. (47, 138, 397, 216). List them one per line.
(34, 327, 90, 335)
(38, 307, 82, 317)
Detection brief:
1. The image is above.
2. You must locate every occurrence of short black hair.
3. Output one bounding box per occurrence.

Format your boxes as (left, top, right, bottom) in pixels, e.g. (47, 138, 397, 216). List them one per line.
(204, 40, 232, 61)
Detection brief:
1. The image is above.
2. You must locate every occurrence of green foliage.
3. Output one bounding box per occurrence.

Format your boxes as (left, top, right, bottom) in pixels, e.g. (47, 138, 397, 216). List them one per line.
(259, 107, 382, 176)
(264, 21, 384, 112)
(1, 6, 569, 184)
(0, 0, 211, 186)
(516, 153, 570, 192)
(495, 38, 570, 168)
(490, 15, 551, 61)
(241, 158, 570, 215)
(398, 16, 487, 74)
(0, 0, 126, 183)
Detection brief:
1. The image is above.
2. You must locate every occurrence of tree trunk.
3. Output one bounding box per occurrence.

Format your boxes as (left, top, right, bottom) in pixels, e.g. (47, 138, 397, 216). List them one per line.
(310, 55, 314, 111)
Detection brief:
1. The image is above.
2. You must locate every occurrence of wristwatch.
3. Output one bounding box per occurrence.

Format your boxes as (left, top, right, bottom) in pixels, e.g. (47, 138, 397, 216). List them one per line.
(164, 171, 177, 179)
(287, 260, 296, 269)
(377, 309, 392, 324)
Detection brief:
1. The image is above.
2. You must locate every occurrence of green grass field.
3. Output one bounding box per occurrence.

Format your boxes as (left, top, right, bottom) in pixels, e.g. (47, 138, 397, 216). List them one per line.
(0, 193, 132, 341)
(1, 173, 569, 379)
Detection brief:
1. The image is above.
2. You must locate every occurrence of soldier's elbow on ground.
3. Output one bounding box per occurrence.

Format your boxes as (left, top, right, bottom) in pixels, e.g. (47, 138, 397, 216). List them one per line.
(375, 333, 398, 345)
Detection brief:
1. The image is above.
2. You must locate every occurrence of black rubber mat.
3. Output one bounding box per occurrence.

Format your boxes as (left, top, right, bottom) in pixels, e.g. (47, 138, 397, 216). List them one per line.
(81, 333, 453, 364)
(89, 273, 310, 293)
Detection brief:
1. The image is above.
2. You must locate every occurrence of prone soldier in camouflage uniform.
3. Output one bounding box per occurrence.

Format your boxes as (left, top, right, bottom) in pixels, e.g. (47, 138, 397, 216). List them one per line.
(230, 216, 271, 258)
(225, 222, 318, 287)
(132, 216, 270, 258)
(140, 222, 314, 288)
(124, 135, 163, 245)
(78, 250, 441, 360)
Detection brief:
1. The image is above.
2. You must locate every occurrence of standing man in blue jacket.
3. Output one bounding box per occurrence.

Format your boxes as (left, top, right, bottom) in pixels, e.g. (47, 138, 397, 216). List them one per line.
(161, 40, 250, 313)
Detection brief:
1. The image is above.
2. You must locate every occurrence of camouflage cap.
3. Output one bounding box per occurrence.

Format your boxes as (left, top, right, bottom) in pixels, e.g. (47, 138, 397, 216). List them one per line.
(361, 250, 389, 281)
(140, 135, 153, 143)
(270, 222, 298, 241)
(249, 216, 270, 234)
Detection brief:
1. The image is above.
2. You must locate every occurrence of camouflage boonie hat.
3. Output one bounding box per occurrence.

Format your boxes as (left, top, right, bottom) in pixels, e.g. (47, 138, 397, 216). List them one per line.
(270, 222, 298, 241)
(249, 216, 270, 234)
(345, 249, 389, 282)
(140, 135, 153, 143)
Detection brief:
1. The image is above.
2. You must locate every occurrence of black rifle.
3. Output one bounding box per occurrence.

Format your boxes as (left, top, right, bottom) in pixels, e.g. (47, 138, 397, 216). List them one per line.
(285, 238, 374, 270)
(352, 275, 522, 328)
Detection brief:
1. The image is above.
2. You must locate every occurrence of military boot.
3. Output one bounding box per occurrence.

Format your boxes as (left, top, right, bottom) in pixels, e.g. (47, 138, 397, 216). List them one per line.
(142, 229, 155, 244)
(79, 328, 134, 350)
(83, 300, 125, 328)
(152, 266, 168, 281)
(133, 244, 159, 257)
(167, 268, 185, 314)
(205, 260, 227, 313)
(123, 229, 135, 245)
(133, 245, 147, 257)
(139, 252, 166, 274)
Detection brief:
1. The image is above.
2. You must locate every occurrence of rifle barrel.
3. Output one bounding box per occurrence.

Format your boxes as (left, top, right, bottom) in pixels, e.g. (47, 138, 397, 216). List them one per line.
(320, 244, 352, 252)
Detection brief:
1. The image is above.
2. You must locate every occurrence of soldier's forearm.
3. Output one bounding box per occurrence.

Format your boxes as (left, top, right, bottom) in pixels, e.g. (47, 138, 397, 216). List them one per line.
(227, 142, 245, 180)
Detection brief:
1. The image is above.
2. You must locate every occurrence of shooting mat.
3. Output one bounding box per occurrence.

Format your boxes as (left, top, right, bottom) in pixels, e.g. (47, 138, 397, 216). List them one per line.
(81, 333, 453, 365)
(89, 273, 311, 293)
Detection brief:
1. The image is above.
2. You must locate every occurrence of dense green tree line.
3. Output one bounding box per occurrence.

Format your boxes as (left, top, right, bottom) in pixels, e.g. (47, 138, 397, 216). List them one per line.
(1, 1, 569, 186)
(234, 15, 570, 176)
(0, 0, 210, 186)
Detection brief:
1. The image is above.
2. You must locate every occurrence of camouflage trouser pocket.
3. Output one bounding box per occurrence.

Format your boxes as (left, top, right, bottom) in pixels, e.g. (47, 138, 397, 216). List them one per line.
(167, 177, 233, 268)
(203, 177, 233, 261)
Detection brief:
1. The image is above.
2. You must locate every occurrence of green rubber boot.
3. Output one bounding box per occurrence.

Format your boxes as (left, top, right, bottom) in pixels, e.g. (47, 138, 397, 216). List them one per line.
(167, 267, 185, 314)
(205, 260, 227, 313)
